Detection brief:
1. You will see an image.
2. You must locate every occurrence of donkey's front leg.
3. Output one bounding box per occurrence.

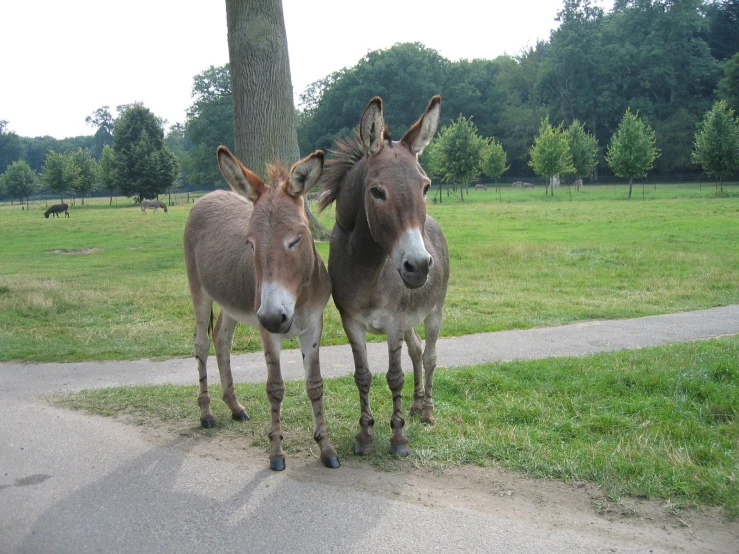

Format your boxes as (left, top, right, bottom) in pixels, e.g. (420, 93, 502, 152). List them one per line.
(420, 309, 443, 425)
(341, 313, 375, 456)
(299, 318, 339, 469)
(261, 330, 286, 471)
(387, 328, 409, 457)
(405, 328, 425, 417)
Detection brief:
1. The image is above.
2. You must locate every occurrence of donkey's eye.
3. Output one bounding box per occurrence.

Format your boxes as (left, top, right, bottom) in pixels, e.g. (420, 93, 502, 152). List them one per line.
(423, 184, 430, 195)
(370, 187, 386, 201)
(287, 235, 302, 251)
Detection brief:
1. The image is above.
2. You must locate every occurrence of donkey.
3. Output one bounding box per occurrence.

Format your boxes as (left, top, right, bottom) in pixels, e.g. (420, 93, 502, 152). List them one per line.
(140, 199, 168, 214)
(319, 96, 450, 457)
(184, 146, 338, 472)
(44, 203, 69, 218)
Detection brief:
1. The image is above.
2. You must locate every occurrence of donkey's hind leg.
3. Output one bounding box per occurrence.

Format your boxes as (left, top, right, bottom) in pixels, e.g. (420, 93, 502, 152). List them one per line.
(420, 308, 443, 425)
(405, 328, 425, 417)
(192, 293, 215, 428)
(213, 310, 249, 421)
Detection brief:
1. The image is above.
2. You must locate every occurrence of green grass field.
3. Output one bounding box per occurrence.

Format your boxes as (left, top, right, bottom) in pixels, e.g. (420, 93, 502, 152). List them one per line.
(53, 335, 739, 516)
(1, 183, 738, 362)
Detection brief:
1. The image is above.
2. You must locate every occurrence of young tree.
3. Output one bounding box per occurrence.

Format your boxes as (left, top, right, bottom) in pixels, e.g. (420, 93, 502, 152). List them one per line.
(692, 100, 739, 195)
(528, 117, 573, 196)
(1, 160, 38, 206)
(606, 108, 659, 199)
(111, 103, 179, 202)
(434, 115, 487, 200)
(567, 119, 598, 190)
(41, 151, 79, 203)
(70, 149, 98, 204)
(225, 0, 328, 238)
(480, 137, 509, 189)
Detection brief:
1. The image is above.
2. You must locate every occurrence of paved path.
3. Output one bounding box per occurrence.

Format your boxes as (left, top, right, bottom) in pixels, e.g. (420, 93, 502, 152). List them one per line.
(1, 305, 738, 553)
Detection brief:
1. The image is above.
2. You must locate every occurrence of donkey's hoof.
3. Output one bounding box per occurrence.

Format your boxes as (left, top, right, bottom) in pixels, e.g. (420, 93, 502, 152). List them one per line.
(354, 442, 374, 456)
(322, 455, 340, 469)
(390, 443, 410, 457)
(200, 417, 216, 429)
(270, 457, 286, 472)
(232, 411, 250, 422)
(409, 404, 424, 417)
(420, 415, 436, 425)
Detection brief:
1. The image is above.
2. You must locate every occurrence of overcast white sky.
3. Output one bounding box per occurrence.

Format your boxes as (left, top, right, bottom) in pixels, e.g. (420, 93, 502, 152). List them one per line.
(0, 0, 612, 139)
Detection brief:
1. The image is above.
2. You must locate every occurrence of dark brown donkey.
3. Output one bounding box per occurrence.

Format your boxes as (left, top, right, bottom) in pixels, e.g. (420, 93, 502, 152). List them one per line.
(320, 96, 450, 456)
(184, 146, 338, 472)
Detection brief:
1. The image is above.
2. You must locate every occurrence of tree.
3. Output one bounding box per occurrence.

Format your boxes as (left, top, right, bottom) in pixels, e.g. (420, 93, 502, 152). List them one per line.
(110, 103, 179, 201)
(528, 117, 573, 195)
(41, 151, 79, 202)
(70, 149, 98, 204)
(1, 160, 38, 205)
(432, 115, 487, 200)
(606, 108, 659, 199)
(717, 52, 739, 115)
(567, 120, 598, 189)
(480, 137, 509, 187)
(225, 0, 328, 239)
(85, 106, 115, 159)
(692, 100, 739, 195)
(0, 121, 24, 174)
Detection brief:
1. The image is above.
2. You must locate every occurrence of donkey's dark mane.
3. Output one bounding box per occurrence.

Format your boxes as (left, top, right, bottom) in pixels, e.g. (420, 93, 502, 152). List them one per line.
(319, 127, 391, 212)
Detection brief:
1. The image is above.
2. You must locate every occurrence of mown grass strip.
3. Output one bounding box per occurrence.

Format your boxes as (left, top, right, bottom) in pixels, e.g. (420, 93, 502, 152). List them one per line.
(53, 335, 739, 516)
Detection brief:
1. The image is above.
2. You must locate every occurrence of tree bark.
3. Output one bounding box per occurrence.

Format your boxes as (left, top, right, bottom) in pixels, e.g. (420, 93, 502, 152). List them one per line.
(226, 0, 329, 240)
(628, 177, 633, 199)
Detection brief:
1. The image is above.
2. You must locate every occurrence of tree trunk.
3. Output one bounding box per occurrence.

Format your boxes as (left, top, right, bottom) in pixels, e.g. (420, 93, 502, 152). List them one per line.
(226, 0, 329, 240)
(628, 178, 633, 199)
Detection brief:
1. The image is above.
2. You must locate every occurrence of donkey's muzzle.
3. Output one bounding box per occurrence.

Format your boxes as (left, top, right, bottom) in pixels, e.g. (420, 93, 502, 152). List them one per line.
(400, 252, 433, 289)
(258, 309, 293, 334)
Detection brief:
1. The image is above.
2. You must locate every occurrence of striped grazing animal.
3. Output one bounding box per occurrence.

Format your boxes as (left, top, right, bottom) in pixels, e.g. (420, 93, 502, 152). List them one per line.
(140, 199, 168, 213)
(319, 96, 450, 457)
(44, 203, 69, 218)
(183, 146, 338, 472)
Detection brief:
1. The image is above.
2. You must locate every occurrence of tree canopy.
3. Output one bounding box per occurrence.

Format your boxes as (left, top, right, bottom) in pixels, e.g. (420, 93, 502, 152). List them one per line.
(691, 100, 739, 192)
(606, 108, 660, 198)
(529, 117, 574, 194)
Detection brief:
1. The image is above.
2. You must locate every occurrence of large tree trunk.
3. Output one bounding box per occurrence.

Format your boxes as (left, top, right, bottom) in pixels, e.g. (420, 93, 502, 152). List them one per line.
(226, 0, 329, 240)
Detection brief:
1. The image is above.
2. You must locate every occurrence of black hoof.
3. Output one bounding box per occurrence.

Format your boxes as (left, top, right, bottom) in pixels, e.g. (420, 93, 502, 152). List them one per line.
(270, 457, 286, 472)
(232, 411, 250, 422)
(390, 443, 409, 457)
(200, 417, 216, 429)
(322, 455, 340, 469)
(354, 442, 374, 456)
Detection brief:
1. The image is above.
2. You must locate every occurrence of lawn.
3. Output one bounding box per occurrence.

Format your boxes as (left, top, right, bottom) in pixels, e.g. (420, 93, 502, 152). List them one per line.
(1, 183, 738, 362)
(53, 335, 739, 516)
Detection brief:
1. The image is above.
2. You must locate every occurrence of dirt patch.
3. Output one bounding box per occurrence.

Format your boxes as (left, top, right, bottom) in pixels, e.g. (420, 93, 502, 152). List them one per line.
(132, 418, 739, 554)
(46, 248, 102, 255)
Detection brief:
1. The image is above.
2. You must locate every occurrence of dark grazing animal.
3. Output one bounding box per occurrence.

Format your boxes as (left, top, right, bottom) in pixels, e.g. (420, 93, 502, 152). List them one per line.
(319, 96, 450, 457)
(44, 203, 69, 218)
(184, 146, 338, 472)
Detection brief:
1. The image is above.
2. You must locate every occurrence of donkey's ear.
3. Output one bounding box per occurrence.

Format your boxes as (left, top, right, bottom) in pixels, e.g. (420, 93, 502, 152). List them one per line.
(401, 95, 441, 155)
(287, 151, 324, 197)
(359, 97, 385, 157)
(216, 146, 267, 203)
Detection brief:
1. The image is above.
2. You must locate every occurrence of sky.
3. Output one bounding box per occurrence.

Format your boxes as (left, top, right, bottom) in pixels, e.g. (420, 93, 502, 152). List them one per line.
(0, 0, 613, 140)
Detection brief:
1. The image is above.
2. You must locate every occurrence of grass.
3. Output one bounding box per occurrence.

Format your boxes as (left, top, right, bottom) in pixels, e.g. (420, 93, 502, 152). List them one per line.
(1, 183, 739, 362)
(52, 335, 739, 516)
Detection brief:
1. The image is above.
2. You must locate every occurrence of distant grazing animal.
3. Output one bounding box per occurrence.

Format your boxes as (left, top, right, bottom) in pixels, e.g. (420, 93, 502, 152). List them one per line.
(184, 146, 338, 472)
(140, 199, 168, 214)
(44, 203, 69, 218)
(474, 184, 487, 191)
(319, 95, 450, 457)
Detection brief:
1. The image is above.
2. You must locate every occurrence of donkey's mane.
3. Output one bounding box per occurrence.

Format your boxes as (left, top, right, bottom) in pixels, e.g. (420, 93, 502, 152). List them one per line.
(319, 127, 391, 211)
(265, 164, 290, 187)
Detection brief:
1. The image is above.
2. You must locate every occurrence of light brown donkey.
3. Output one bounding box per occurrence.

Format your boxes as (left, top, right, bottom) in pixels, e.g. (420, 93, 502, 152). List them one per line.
(320, 96, 450, 457)
(184, 146, 338, 472)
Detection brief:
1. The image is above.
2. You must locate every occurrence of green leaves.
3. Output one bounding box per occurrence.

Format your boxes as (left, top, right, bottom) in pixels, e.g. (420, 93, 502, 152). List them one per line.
(528, 117, 574, 185)
(1, 160, 38, 201)
(606, 108, 659, 180)
(692, 100, 739, 188)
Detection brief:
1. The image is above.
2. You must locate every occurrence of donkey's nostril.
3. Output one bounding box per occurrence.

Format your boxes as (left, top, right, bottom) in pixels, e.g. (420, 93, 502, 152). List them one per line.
(428, 256, 434, 269)
(404, 260, 414, 273)
(281, 312, 287, 323)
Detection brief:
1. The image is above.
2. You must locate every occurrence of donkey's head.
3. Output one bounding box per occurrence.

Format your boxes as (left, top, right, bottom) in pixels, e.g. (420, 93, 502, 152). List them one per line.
(217, 146, 324, 334)
(359, 95, 441, 289)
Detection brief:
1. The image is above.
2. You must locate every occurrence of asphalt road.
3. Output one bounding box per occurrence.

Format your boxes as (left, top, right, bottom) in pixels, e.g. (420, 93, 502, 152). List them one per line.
(2, 305, 738, 553)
